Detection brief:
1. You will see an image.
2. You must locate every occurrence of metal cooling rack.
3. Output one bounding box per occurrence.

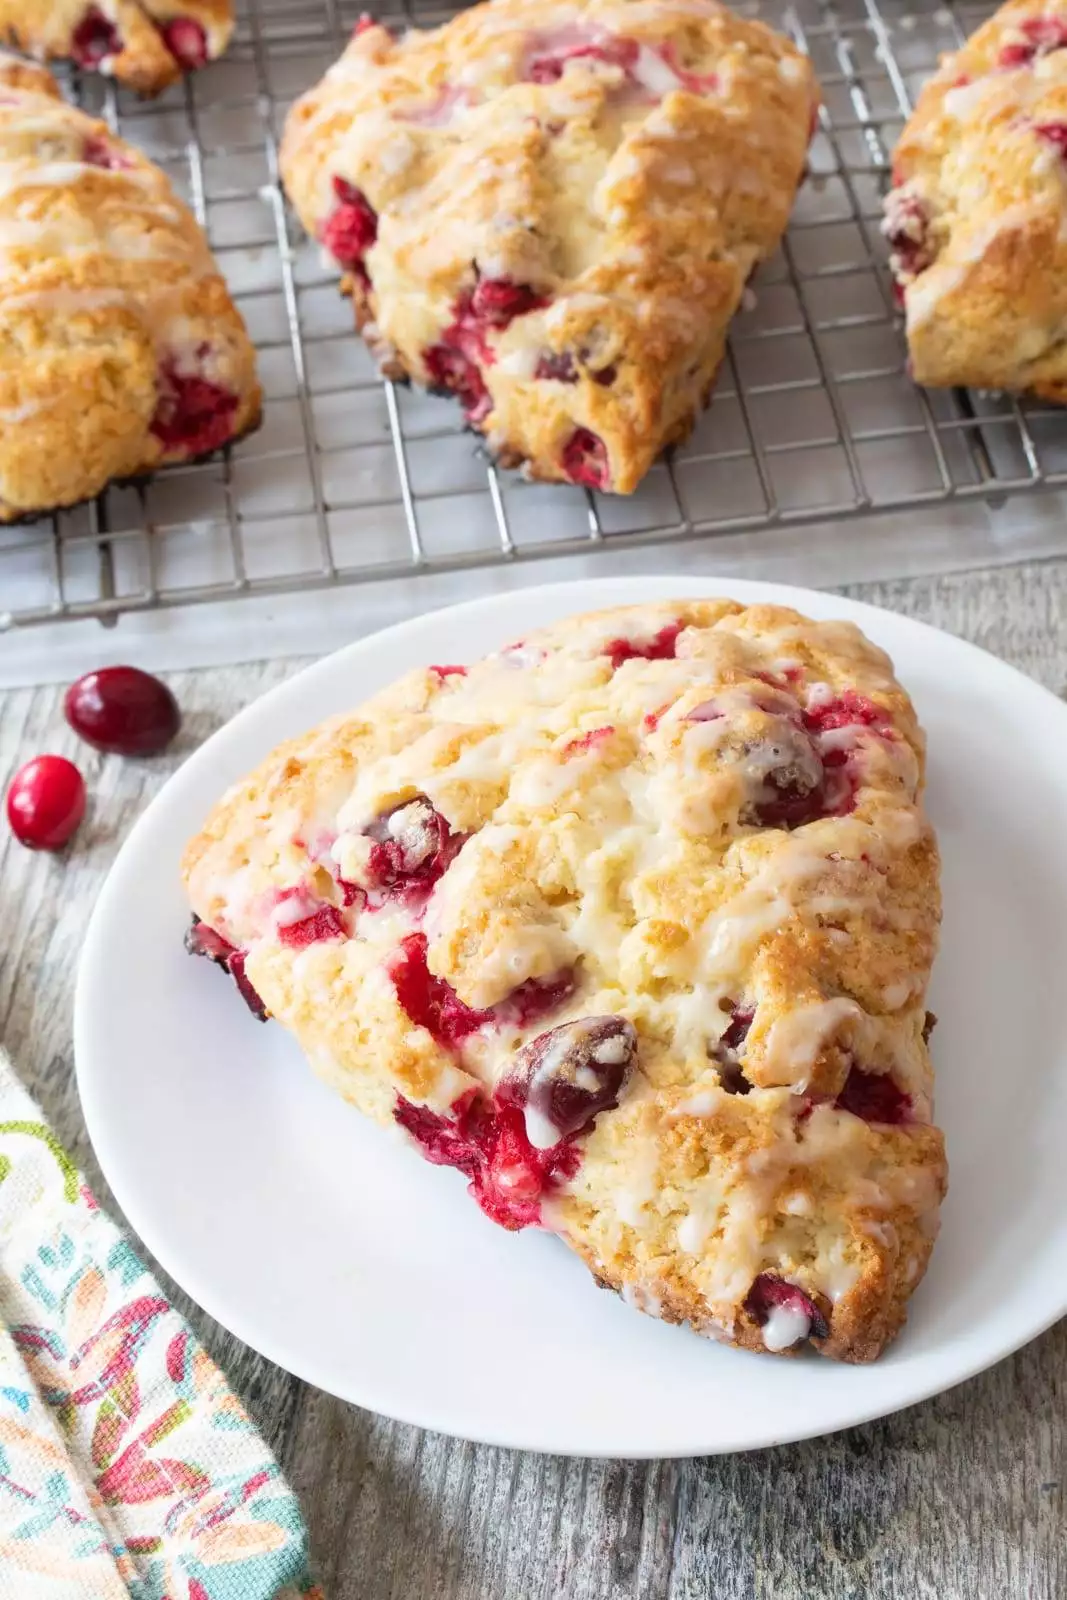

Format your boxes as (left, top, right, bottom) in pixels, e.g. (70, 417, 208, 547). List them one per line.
(2, 0, 1058, 633)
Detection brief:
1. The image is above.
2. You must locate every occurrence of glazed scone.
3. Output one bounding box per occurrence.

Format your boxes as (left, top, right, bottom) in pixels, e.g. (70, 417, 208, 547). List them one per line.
(885, 0, 1067, 399)
(279, 1, 819, 494)
(0, 55, 260, 523)
(0, 0, 233, 94)
(183, 599, 946, 1364)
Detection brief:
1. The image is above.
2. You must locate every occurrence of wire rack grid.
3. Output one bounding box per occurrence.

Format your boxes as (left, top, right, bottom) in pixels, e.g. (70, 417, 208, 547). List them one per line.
(0, 0, 1054, 633)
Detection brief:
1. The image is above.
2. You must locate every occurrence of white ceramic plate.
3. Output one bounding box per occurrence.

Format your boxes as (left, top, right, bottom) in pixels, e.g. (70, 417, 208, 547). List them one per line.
(76, 576, 1067, 1457)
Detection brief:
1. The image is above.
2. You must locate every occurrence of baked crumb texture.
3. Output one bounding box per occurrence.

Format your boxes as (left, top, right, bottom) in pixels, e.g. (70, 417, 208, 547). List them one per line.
(0, 0, 232, 94)
(279, 0, 819, 495)
(0, 55, 260, 523)
(183, 600, 946, 1363)
(886, 0, 1067, 399)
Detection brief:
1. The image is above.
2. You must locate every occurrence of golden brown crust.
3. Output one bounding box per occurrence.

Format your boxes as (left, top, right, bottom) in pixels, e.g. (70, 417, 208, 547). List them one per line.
(182, 599, 946, 1364)
(886, 1, 1067, 396)
(279, 1, 819, 494)
(0, 55, 260, 522)
(0, 0, 233, 96)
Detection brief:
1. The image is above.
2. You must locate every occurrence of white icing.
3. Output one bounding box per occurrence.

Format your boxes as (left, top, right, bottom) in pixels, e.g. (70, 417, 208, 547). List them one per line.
(631, 45, 683, 97)
(761, 1302, 810, 1351)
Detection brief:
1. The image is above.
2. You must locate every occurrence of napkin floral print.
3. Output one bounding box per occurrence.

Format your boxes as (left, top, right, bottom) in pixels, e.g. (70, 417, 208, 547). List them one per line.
(0, 1052, 322, 1599)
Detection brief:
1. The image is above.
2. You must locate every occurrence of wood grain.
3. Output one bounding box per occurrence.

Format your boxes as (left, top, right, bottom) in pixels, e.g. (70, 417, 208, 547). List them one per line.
(2, 561, 1065, 1599)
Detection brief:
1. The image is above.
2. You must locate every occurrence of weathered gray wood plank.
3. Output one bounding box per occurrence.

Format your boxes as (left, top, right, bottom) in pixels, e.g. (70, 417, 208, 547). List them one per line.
(2, 559, 1066, 1599)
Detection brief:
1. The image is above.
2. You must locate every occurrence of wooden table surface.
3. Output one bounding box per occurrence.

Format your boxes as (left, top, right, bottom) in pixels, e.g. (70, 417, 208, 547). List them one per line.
(2, 558, 1066, 1600)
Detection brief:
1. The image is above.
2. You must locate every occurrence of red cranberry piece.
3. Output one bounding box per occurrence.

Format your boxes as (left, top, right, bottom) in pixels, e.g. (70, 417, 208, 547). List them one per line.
(424, 341, 490, 423)
(394, 1091, 581, 1230)
(496, 1015, 636, 1149)
(352, 12, 378, 37)
(999, 18, 1067, 67)
(711, 1005, 753, 1095)
(161, 17, 207, 69)
(562, 427, 610, 490)
(1035, 121, 1067, 153)
(6, 756, 85, 851)
(72, 7, 122, 67)
(658, 41, 719, 94)
(364, 796, 464, 896)
(535, 352, 578, 382)
(82, 135, 131, 170)
(470, 277, 548, 328)
(496, 968, 576, 1029)
(561, 725, 614, 758)
(881, 189, 934, 287)
(835, 1064, 912, 1126)
(276, 904, 346, 948)
(604, 620, 682, 670)
(150, 364, 238, 458)
(184, 916, 268, 1020)
(65, 666, 180, 756)
(802, 691, 889, 735)
(745, 1273, 828, 1347)
(387, 933, 493, 1048)
(321, 177, 378, 269)
(527, 33, 638, 84)
(428, 664, 467, 682)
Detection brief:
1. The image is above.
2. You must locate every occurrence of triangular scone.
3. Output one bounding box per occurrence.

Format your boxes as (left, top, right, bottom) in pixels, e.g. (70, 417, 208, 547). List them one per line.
(182, 599, 947, 1363)
(0, 57, 259, 523)
(0, 0, 232, 94)
(886, 0, 1067, 400)
(279, 2, 818, 495)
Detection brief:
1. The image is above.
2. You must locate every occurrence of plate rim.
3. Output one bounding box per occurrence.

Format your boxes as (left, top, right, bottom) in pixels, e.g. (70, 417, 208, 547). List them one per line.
(75, 573, 1067, 1457)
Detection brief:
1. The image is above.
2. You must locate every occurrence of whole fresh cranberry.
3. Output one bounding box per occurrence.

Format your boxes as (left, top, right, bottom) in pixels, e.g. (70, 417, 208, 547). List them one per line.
(65, 666, 180, 756)
(7, 756, 86, 851)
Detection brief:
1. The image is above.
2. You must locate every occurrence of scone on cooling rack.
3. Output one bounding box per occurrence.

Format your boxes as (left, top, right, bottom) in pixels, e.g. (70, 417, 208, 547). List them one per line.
(0, 0, 233, 94)
(885, 0, 1067, 400)
(279, 1, 819, 495)
(0, 55, 260, 524)
(182, 599, 946, 1363)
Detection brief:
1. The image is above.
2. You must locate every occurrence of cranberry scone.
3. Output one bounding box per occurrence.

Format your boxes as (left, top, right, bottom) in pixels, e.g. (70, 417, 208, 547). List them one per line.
(279, 2, 819, 494)
(885, 0, 1067, 399)
(0, 56, 260, 523)
(182, 599, 946, 1363)
(0, 0, 233, 94)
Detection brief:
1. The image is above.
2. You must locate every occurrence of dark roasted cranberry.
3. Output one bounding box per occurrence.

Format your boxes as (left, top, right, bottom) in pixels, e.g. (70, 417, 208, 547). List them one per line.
(72, 7, 122, 67)
(424, 340, 490, 421)
(591, 363, 617, 385)
(321, 177, 378, 268)
(496, 1015, 636, 1148)
(835, 1064, 912, 1126)
(161, 17, 208, 68)
(744, 1273, 828, 1348)
(711, 1005, 753, 1095)
(387, 933, 493, 1048)
(535, 351, 578, 383)
(364, 796, 463, 895)
(65, 666, 180, 756)
(470, 277, 548, 327)
(922, 1011, 937, 1045)
(496, 969, 576, 1029)
(6, 756, 85, 851)
(150, 364, 238, 457)
(184, 915, 268, 1021)
(561, 427, 610, 489)
(604, 621, 682, 670)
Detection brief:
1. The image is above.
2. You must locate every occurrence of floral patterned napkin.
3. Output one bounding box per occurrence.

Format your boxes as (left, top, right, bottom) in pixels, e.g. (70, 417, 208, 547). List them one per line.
(0, 1049, 322, 1599)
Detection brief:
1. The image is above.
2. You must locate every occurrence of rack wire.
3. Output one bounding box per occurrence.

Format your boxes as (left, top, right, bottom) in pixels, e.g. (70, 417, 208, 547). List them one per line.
(1, 0, 1055, 633)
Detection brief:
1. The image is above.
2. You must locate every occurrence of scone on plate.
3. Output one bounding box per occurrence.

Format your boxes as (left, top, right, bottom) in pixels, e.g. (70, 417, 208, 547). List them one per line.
(885, 0, 1067, 399)
(0, 55, 260, 523)
(182, 599, 947, 1363)
(279, 1, 819, 494)
(0, 0, 233, 93)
